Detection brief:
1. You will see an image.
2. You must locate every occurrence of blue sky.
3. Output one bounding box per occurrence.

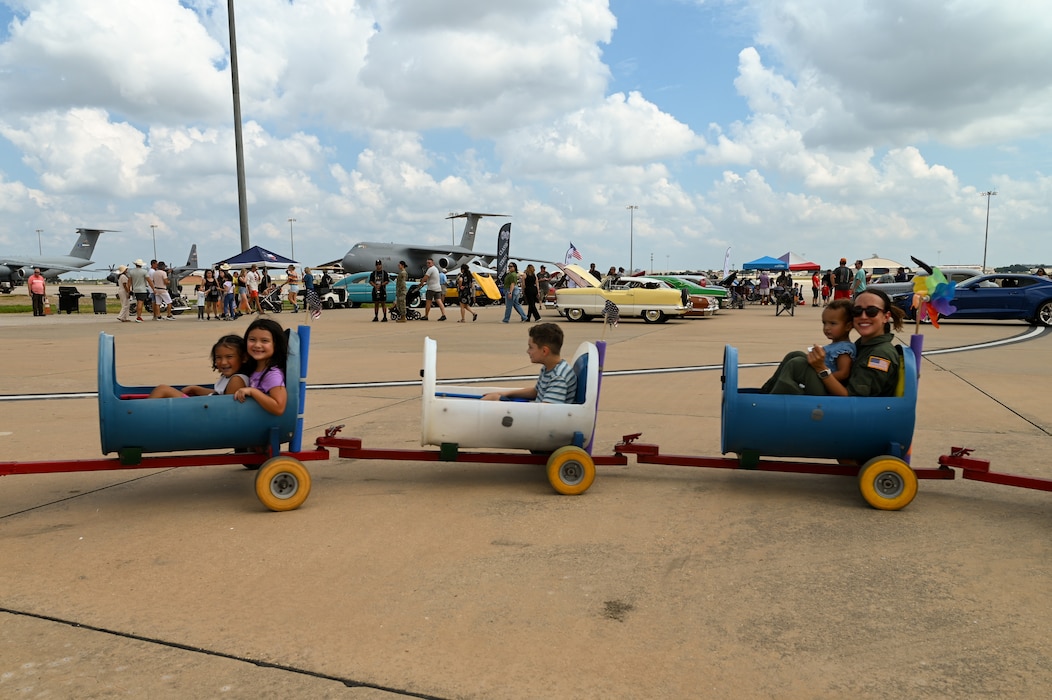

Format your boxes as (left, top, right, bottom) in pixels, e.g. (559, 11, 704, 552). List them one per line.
(1, 0, 1049, 274)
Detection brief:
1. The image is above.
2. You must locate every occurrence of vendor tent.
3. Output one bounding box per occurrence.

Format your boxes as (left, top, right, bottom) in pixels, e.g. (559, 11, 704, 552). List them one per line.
(778, 252, 821, 271)
(215, 246, 296, 269)
(742, 255, 788, 271)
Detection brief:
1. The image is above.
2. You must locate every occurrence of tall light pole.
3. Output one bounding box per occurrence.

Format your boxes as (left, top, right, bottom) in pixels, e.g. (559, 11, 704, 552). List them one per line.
(626, 205, 638, 274)
(980, 191, 997, 273)
(288, 218, 297, 260)
(449, 212, 456, 246)
(35, 229, 42, 255)
(150, 224, 158, 260)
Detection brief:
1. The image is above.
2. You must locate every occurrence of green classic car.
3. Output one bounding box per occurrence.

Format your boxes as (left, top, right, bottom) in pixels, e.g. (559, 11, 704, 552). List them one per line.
(651, 276, 730, 310)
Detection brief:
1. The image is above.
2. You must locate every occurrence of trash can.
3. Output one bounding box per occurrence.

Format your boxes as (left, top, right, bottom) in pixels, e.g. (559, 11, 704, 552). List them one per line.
(91, 292, 109, 314)
(58, 286, 84, 314)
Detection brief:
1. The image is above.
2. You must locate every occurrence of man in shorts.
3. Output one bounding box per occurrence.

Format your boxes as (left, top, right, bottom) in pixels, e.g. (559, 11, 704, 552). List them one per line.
(369, 259, 390, 322)
(422, 258, 447, 321)
(151, 261, 175, 320)
(127, 259, 151, 323)
(245, 263, 263, 314)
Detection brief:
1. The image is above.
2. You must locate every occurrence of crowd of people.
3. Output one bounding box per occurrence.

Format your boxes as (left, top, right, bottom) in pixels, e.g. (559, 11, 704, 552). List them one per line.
(108, 260, 317, 323)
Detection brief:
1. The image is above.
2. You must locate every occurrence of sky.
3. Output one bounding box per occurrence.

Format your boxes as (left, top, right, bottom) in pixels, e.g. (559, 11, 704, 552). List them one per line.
(1, 0, 1050, 276)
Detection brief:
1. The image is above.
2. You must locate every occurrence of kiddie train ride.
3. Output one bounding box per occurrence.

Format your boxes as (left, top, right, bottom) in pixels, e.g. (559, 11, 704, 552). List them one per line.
(1, 328, 1049, 512)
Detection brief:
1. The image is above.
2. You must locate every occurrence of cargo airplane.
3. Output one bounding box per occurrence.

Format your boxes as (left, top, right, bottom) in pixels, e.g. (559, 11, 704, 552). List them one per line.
(1, 228, 109, 293)
(340, 212, 509, 275)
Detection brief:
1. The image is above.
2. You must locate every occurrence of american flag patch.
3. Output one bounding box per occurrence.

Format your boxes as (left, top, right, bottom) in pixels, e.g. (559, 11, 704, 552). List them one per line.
(867, 356, 891, 372)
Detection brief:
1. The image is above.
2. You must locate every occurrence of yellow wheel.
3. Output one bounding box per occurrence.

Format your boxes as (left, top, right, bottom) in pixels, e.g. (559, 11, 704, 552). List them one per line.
(857, 456, 917, 511)
(546, 446, 596, 495)
(254, 456, 311, 511)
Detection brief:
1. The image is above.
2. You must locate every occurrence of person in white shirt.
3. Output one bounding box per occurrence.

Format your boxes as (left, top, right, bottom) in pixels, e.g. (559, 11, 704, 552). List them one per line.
(422, 258, 447, 321)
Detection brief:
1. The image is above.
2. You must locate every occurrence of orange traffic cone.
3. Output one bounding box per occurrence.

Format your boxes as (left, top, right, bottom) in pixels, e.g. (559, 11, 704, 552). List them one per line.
(44, 298, 51, 315)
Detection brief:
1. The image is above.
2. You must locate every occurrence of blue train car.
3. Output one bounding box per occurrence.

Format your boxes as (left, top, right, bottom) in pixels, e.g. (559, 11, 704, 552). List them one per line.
(721, 344, 917, 464)
(97, 327, 308, 463)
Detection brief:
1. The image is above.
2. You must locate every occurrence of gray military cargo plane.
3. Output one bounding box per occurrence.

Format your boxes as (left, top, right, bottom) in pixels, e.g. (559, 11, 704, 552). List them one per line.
(1, 228, 109, 292)
(340, 212, 509, 275)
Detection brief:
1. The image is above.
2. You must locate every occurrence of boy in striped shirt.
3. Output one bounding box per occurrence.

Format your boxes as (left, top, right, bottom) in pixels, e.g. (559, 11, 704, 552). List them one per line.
(483, 323, 577, 404)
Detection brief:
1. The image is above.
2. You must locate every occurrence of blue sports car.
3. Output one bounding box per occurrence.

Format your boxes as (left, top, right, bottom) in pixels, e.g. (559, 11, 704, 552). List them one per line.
(893, 273, 1052, 326)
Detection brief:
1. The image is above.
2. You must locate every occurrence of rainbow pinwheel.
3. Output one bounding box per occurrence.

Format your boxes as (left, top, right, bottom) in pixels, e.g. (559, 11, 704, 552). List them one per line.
(911, 266, 957, 327)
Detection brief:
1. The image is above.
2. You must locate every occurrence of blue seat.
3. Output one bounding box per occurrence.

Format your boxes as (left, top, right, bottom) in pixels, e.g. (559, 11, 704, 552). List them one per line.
(720, 344, 917, 462)
(572, 353, 588, 404)
(97, 328, 306, 461)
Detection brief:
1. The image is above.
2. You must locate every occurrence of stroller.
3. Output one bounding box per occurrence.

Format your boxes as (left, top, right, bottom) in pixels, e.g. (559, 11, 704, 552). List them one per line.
(259, 284, 284, 313)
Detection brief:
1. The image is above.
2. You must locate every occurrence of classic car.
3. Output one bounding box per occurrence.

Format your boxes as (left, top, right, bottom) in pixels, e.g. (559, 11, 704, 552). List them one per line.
(333, 271, 399, 306)
(891, 273, 1052, 325)
(651, 275, 728, 312)
(555, 275, 690, 323)
(616, 276, 715, 317)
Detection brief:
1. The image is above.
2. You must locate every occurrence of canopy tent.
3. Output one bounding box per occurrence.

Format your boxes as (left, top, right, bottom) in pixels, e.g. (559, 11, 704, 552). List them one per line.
(859, 256, 909, 275)
(778, 252, 821, 271)
(742, 255, 788, 271)
(215, 246, 297, 270)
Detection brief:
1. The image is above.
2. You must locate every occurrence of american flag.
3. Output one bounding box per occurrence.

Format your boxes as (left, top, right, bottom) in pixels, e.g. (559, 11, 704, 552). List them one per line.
(603, 299, 619, 327)
(565, 242, 583, 264)
(305, 289, 323, 320)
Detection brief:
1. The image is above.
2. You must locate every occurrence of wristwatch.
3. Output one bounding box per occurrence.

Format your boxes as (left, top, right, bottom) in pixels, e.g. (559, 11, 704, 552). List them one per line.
(817, 368, 832, 379)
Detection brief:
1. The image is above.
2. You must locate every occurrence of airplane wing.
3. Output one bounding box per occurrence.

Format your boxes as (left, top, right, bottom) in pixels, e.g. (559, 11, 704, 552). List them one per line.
(0, 258, 82, 273)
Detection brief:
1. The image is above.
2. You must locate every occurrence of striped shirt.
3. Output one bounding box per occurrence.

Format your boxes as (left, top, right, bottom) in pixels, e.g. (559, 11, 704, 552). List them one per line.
(535, 359, 577, 404)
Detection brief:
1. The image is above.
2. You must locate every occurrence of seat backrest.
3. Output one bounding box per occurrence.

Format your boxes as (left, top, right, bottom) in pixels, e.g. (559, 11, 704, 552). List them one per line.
(572, 353, 588, 404)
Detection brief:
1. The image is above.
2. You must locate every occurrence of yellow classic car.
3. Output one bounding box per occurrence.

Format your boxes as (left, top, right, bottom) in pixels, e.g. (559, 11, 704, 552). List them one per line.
(554, 265, 690, 323)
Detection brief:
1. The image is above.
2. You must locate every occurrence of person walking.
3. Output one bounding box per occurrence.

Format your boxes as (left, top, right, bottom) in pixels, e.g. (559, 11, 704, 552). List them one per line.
(537, 265, 551, 308)
(392, 260, 409, 322)
(285, 265, 300, 312)
(523, 264, 541, 321)
(852, 259, 868, 296)
(421, 258, 447, 321)
(302, 267, 314, 311)
(203, 269, 220, 320)
(811, 270, 821, 307)
(245, 264, 264, 314)
(502, 262, 527, 323)
(457, 264, 478, 322)
(127, 259, 151, 322)
(27, 268, 47, 316)
(115, 265, 131, 322)
(832, 258, 853, 300)
(369, 259, 390, 322)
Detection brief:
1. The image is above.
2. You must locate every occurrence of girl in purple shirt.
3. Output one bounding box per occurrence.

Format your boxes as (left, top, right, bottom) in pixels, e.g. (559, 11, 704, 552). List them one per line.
(234, 318, 288, 416)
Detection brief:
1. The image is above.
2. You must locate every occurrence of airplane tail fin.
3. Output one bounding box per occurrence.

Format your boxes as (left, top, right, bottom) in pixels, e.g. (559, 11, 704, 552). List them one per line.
(185, 244, 198, 269)
(448, 212, 509, 251)
(69, 229, 105, 260)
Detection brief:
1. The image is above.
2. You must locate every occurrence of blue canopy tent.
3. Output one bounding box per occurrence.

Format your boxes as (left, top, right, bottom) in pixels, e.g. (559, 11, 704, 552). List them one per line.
(215, 246, 297, 270)
(742, 255, 788, 271)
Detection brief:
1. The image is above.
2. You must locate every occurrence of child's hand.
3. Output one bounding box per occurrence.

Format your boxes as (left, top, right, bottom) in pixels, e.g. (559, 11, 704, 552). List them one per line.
(234, 387, 252, 403)
(806, 345, 826, 372)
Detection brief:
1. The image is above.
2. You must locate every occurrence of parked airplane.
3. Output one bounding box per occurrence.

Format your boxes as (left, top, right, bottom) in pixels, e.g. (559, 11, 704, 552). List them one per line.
(0, 228, 109, 293)
(340, 212, 509, 275)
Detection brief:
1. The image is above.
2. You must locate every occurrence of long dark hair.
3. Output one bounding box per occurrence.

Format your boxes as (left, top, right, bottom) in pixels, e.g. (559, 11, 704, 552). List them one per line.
(244, 318, 288, 375)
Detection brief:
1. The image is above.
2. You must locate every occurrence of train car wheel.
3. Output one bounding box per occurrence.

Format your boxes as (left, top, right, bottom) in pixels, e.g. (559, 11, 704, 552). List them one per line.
(546, 446, 596, 495)
(857, 456, 917, 511)
(255, 456, 312, 511)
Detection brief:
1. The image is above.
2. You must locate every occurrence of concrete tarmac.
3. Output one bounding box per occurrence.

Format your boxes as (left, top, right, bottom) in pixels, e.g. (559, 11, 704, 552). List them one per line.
(2, 300, 1051, 699)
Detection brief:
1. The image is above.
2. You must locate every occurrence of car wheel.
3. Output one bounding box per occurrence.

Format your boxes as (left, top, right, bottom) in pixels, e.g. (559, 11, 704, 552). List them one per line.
(1034, 300, 1052, 327)
(323, 298, 335, 309)
(566, 308, 588, 322)
(642, 309, 664, 323)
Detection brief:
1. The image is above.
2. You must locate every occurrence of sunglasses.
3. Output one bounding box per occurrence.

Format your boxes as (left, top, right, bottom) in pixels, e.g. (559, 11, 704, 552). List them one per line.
(851, 305, 886, 318)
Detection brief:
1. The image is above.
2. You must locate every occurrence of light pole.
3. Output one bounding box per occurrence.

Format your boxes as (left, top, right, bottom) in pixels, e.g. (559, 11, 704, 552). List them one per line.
(626, 205, 638, 274)
(150, 224, 157, 260)
(980, 191, 997, 273)
(449, 212, 456, 246)
(288, 218, 297, 260)
(35, 229, 42, 255)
